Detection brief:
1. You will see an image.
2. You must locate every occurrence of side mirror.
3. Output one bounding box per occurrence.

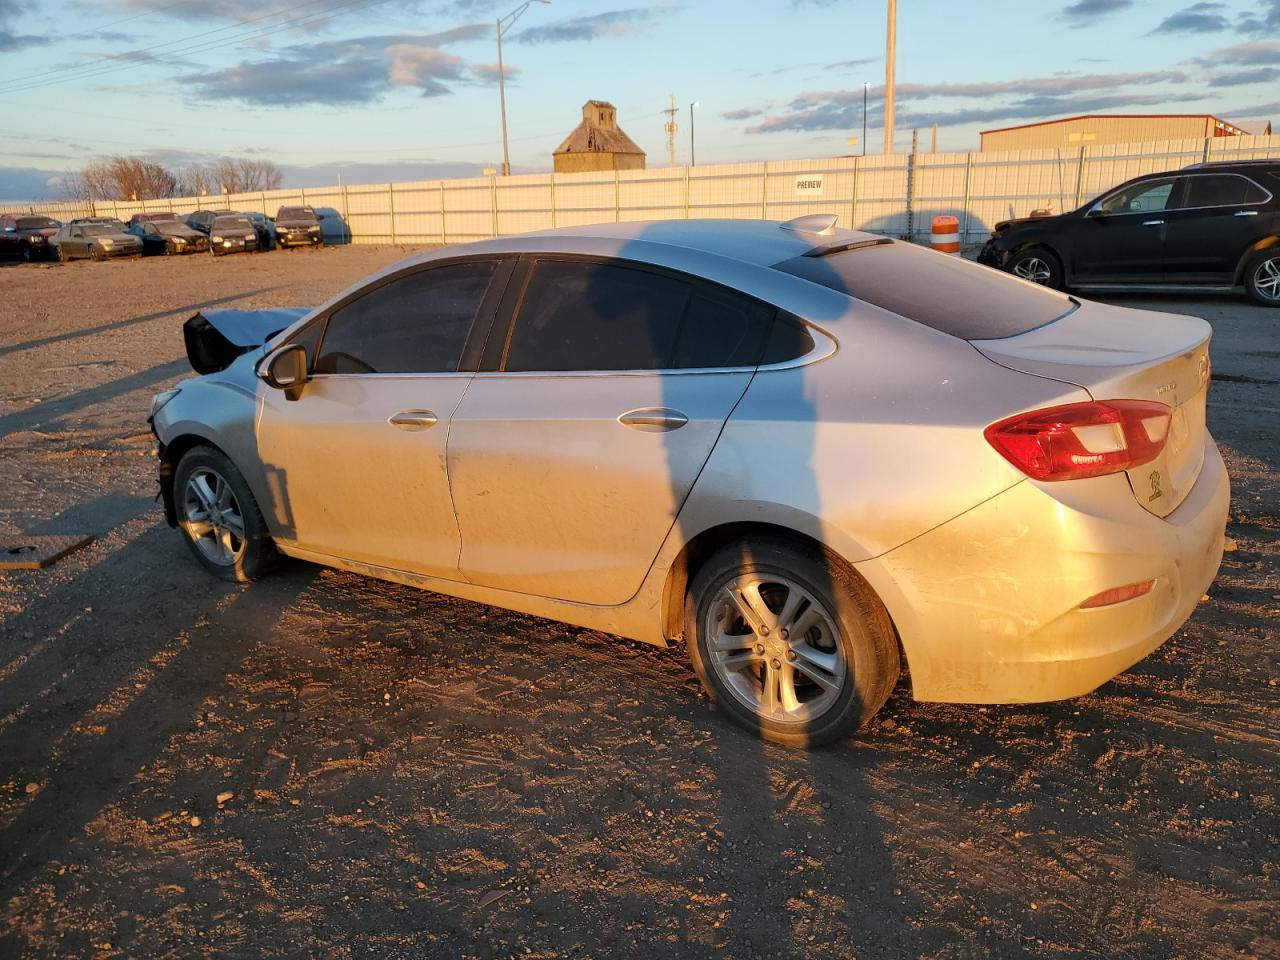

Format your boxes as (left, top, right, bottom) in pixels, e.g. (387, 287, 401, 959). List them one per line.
(1086, 208, 1105, 218)
(259, 343, 308, 393)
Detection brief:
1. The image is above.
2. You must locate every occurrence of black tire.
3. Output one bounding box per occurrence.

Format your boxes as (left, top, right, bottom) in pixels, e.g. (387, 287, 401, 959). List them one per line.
(173, 445, 280, 583)
(22, 245, 33, 263)
(1243, 249, 1280, 307)
(686, 538, 900, 748)
(89, 247, 103, 262)
(56, 247, 68, 263)
(1007, 245, 1064, 290)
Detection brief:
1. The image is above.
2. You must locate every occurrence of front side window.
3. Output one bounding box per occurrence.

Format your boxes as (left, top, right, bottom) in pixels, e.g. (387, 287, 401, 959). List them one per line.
(503, 260, 779, 372)
(314, 260, 498, 375)
(1096, 178, 1178, 215)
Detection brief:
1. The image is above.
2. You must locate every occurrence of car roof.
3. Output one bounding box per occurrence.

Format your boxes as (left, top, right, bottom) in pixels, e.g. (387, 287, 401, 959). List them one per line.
(428, 219, 876, 269)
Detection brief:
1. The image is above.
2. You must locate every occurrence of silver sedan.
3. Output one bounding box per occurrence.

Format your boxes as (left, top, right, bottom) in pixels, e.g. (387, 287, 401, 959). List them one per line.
(150, 216, 1229, 747)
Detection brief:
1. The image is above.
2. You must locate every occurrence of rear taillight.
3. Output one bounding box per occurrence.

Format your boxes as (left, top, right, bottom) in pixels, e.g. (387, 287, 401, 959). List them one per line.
(985, 400, 1172, 481)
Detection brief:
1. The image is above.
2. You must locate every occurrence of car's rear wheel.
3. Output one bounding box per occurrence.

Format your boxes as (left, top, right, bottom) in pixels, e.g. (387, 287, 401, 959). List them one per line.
(22, 245, 34, 263)
(686, 538, 899, 748)
(1244, 250, 1280, 307)
(174, 446, 280, 583)
(1008, 246, 1063, 289)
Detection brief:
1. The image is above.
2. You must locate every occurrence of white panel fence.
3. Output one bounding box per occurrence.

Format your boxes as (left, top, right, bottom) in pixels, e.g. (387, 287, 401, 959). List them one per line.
(6, 134, 1278, 247)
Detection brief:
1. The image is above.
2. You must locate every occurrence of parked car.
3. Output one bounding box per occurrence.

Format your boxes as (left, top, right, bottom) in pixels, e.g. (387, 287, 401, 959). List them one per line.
(50, 222, 143, 261)
(185, 209, 221, 235)
(151, 217, 1228, 747)
(0, 214, 62, 261)
(128, 211, 180, 227)
(978, 159, 1280, 306)
(244, 211, 276, 251)
(127, 219, 210, 255)
(274, 205, 322, 248)
(208, 214, 259, 256)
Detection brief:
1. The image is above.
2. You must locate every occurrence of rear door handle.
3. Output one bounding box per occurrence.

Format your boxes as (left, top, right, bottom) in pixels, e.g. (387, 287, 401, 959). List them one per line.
(388, 409, 438, 430)
(1142, 220, 1165, 226)
(1234, 210, 1259, 217)
(618, 407, 689, 432)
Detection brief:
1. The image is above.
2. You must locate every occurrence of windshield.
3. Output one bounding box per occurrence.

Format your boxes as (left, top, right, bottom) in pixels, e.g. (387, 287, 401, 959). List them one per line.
(81, 225, 117, 237)
(213, 218, 252, 230)
(278, 207, 316, 220)
(774, 239, 1073, 340)
(147, 212, 178, 220)
(17, 217, 58, 230)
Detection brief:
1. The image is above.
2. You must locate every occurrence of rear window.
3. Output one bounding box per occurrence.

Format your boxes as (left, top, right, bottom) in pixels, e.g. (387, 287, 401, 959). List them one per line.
(774, 240, 1072, 340)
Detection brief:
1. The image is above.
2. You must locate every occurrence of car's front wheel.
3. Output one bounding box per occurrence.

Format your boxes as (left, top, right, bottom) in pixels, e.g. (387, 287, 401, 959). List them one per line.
(1244, 250, 1280, 307)
(686, 538, 900, 748)
(1008, 246, 1063, 289)
(173, 446, 280, 582)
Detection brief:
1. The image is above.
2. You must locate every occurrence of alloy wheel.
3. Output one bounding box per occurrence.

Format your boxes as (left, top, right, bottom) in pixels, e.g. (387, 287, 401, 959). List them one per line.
(181, 467, 247, 567)
(704, 574, 848, 725)
(1012, 256, 1051, 284)
(1254, 257, 1280, 302)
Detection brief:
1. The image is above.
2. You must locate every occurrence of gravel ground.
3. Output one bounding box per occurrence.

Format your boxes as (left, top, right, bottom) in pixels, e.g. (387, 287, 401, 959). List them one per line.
(0, 247, 1276, 959)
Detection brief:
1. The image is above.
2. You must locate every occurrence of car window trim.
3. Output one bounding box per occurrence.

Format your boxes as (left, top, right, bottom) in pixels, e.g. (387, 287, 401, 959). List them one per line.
(303, 254, 513, 378)
(489, 252, 794, 375)
(1175, 172, 1274, 212)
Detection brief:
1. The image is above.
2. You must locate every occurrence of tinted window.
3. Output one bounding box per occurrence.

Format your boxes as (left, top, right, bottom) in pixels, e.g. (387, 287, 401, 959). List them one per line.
(760, 315, 816, 364)
(315, 260, 497, 375)
(672, 290, 775, 368)
(1243, 179, 1271, 204)
(1183, 175, 1247, 208)
(81, 225, 114, 237)
(505, 260, 691, 371)
(775, 241, 1072, 340)
(279, 207, 316, 220)
(1097, 178, 1177, 214)
(17, 217, 57, 229)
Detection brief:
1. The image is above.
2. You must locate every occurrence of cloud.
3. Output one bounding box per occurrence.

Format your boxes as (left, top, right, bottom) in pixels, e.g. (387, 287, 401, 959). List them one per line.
(1208, 66, 1280, 87)
(1149, 2, 1230, 35)
(740, 71, 1191, 134)
(1060, 0, 1134, 27)
(187, 26, 492, 106)
(1236, 0, 1280, 35)
(0, 0, 49, 51)
(1197, 40, 1280, 67)
(722, 107, 765, 121)
(509, 8, 662, 44)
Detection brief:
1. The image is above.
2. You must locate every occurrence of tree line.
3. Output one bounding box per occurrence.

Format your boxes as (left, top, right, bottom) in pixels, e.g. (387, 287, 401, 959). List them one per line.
(61, 156, 284, 202)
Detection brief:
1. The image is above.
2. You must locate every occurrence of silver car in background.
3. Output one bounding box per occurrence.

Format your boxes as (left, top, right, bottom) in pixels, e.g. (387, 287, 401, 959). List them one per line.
(149, 216, 1229, 747)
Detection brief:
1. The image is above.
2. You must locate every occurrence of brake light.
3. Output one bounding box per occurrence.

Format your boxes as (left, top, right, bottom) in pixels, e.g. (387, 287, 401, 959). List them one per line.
(985, 400, 1172, 481)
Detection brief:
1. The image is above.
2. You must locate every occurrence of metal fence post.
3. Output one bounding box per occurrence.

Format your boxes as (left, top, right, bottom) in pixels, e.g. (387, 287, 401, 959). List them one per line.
(440, 181, 447, 245)
(614, 169, 621, 222)
(1203, 137, 1213, 163)
(491, 175, 499, 239)
(684, 166, 690, 219)
(961, 152, 974, 245)
(550, 173, 557, 228)
(761, 161, 769, 219)
(389, 182, 397, 244)
(906, 131, 918, 239)
(1074, 145, 1087, 209)
(850, 158, 859, 230)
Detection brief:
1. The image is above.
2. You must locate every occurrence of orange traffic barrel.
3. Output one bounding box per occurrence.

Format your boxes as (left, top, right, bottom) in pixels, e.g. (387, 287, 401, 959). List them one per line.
(930, 215, 960, 255)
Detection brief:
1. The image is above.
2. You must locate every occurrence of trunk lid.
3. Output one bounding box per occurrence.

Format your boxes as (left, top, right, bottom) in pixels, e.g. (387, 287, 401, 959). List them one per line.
(972, 300, 1212, 517)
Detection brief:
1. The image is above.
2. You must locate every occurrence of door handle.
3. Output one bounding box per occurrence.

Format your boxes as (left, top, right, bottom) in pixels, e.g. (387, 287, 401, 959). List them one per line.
(1142, 220, 1164, 226)
(388, 409, 438, 430)
(1234, 210, 1259, 217)
(618, 407, 689, 432)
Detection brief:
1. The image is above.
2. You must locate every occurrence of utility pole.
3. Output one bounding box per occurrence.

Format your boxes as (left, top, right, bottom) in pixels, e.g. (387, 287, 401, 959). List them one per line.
(664, 94, 679, 168)
(883, 0, 896, 155)
(930, 122, 938, 154)
(495, 1, 550, 176)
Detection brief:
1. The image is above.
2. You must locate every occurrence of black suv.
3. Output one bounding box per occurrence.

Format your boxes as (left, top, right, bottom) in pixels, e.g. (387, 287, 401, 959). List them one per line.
(978, 160, 1280, 306)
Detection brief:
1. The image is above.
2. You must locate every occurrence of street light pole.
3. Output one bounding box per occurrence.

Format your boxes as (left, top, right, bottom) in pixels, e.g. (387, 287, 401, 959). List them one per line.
(496, 0, 549, 176)
(689, 100, 699, 166)
(883, 0, 896, 155)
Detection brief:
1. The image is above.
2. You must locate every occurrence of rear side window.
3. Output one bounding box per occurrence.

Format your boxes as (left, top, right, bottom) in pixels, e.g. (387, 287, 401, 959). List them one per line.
(315, 260, 497, 374)
(503, 259, 781, 371)
(1243, 179, 1271, 204)
(775, 241, 1072, 340)
(1183, 175, 1248, 208)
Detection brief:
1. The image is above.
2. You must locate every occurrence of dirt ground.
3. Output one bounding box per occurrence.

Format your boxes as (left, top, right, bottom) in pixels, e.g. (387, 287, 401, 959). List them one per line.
(0, 246, 1276, 959)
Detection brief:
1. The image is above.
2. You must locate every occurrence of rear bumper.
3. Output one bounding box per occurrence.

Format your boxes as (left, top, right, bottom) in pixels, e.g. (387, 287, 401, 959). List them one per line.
(855, 438, 1230, 704)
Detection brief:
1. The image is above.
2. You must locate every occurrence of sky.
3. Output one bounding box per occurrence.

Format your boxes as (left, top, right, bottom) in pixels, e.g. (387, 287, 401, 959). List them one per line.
(1, 0, 1278, 200)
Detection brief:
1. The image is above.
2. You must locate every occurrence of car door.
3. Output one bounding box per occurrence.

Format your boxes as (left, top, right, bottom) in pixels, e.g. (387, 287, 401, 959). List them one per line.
(1072, 176, 1182, 283)
(253, 257, 513, 578)
(67, 226, 86, 257)
(446, 256, 775, 606)
(0, 217, 16, 257)
(1162, 173, 1274, 283)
